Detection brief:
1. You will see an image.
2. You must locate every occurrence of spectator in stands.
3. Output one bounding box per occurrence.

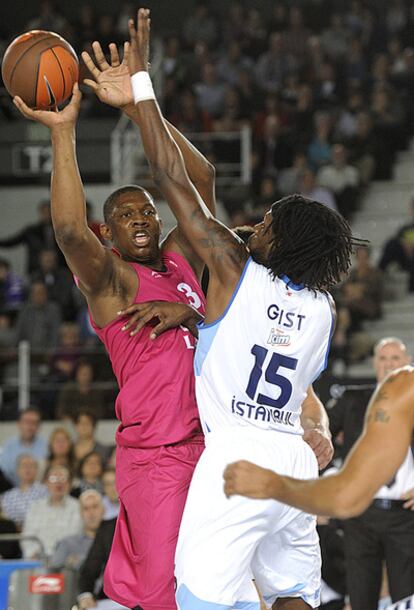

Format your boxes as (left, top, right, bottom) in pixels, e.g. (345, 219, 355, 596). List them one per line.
(101, 467, 119, 521)
(15, 281, 61, 351)
(277, 151, 308, 196)
(30, 249, 76, 321)
(25, 0, 68, 32)
(299, 168, 337, 212)
(317, 143, 360, 218)
(182, 1, 218, 49)
(0, 258, 25, 315)
(0, 408, 47, 486)
(49, 489, 104, 570)
(283, 6, 310, 61)
(73, 411, 109, 466)
(329, 338, 414, 610)
(0, 201, 64, 274)
(47, 427, 76, 474)
(217, 40, 253, 87)
(255, 32, 296, 93)
(307, 112, 333, 172)
(321, 13, 350, 63)
(78, 516, 128, 610)
(49, 322, 81, 383)
(22, 464, 81, 559)
(1, 454, 47, 530)
(345, 111, 377, 187)
(194, 62, 226, 118)
(379, 195, 414, 293)
(71, 451, 104, 498)
(334, 246, 383, 363)
(56, 359, 105, 421)
(254, 114, 293, 183)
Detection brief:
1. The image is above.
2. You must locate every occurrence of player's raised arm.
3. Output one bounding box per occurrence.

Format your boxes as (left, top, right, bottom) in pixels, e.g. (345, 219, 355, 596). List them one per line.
(13, 86, 113, 294)
(224, 367, 414, 518)
(126, 10, 247, 288)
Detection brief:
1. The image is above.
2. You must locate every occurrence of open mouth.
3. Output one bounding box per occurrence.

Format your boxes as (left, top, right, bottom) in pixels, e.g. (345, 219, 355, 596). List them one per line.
(133, 231, 151, 247)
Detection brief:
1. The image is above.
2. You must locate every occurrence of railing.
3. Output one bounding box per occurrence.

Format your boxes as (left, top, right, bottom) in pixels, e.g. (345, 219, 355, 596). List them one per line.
(0, 344, 118, 418)
(111, 123, 252, 188)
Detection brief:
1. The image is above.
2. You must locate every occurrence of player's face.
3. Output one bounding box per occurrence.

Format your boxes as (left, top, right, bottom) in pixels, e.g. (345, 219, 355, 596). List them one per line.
(247, 211, 274, 265)
(373, 342, 411, 382)
(104, 191, 162, 264)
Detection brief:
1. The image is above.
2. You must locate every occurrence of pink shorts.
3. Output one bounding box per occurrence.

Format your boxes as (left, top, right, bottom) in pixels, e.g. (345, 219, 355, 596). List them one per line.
(103, 440, 204, 610)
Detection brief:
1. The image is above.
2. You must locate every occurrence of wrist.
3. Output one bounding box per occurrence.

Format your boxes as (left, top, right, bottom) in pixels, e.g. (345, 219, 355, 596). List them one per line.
(131, 71, 155, 104)
(50, 124, 75, 139)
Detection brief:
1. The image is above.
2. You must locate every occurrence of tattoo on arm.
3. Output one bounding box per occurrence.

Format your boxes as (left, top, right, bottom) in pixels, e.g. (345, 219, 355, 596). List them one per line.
(367, 407, 390, 424)
(190, 208, 247, 267)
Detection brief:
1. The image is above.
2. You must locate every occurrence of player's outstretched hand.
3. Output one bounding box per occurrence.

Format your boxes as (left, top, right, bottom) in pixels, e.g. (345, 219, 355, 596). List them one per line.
(82, 41, 133, 108)
(223, 460, 279, 500)
(118, 301, 203, 338)
(303, 428, 334, 470)
(128, 8, 150, 75)
(13, 82, 82, 128)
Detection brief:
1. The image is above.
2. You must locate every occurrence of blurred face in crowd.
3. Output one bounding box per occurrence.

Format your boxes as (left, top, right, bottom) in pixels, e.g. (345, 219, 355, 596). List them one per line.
(60, 323, 79, 347)
(46, 466, 71, 502)
(102, 470, 118, 503)
(76, 363, 94, 386)
(81, 453, 103, 482)
(373, 339, 411, 382)
(17, 454, 38, 486)
(18, 410, 41, 443)
(76, 414, 95, 440)
(80, 491, 104, 533)
(39, 250, 57, 272)
(30, 282, 48, 306)
(50, 429, 72, 458)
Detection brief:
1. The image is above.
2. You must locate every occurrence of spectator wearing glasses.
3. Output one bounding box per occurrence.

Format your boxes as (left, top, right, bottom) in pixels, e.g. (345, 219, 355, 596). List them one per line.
(21, 464, 81, 559)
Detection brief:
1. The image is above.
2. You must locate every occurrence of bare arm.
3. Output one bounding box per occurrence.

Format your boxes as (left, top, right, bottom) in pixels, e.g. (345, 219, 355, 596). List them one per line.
(224, 367, 414, 518)
(126, 11, 247, 290)
(301, 386, 333, 470)
(82, 40, 216, 279)
(13, 87, 114, 295)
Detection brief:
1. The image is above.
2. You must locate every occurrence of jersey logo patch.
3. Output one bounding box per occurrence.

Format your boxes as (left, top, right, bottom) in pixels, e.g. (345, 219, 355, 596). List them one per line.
(267, 328, 291, 347)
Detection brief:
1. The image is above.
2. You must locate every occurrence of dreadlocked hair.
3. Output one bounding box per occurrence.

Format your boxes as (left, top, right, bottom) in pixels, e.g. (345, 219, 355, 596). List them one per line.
(268, 194, 368, 291)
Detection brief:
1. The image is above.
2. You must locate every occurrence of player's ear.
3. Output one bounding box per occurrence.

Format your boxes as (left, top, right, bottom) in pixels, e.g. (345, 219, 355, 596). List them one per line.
(100, 223, 112, 241)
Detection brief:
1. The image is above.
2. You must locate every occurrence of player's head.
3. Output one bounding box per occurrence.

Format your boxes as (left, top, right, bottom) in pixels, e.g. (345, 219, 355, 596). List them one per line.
(248, 194, 362, 290)
(100, 185, 162, 264)
(373, 337, 411, 382)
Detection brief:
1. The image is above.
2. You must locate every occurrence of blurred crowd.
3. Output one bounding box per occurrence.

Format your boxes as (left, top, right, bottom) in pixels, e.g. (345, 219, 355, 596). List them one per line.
(0, 0, 414, 412)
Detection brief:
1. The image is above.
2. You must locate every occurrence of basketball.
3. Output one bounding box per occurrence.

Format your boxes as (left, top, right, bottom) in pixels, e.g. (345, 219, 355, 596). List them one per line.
(1, 30, 78, 109)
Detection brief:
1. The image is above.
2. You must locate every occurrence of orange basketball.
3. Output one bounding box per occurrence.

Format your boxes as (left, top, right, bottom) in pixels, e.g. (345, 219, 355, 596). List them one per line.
(1, 30, 79, 109)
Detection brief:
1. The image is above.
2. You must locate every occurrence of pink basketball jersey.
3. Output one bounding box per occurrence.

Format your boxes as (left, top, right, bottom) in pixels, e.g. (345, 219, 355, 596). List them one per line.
(90, 251, 205, 448)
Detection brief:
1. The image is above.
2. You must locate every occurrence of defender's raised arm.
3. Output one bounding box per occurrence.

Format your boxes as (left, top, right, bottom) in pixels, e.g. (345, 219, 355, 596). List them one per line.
(125, 10, 248, 295)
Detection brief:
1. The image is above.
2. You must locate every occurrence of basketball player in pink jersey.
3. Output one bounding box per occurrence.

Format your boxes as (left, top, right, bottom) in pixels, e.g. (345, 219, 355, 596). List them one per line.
(13, 45, 215, 610)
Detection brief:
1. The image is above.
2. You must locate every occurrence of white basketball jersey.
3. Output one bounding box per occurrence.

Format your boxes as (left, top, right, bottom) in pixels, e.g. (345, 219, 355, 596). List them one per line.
(195, 258, 335, 436)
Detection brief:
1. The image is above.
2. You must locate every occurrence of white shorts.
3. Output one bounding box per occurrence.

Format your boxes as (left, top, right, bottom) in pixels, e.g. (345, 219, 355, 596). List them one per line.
(175, 427, 321, 609)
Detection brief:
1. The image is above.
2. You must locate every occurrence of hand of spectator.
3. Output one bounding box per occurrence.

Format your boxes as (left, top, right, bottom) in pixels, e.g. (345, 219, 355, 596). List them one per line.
(82, 42, 133, 109)
(401, 488, 414, 510)
(303, 427, 334, 470)
(128, 8, 150, 75)
(13, 83, 82, 129)
(118, 301, 203, 338)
